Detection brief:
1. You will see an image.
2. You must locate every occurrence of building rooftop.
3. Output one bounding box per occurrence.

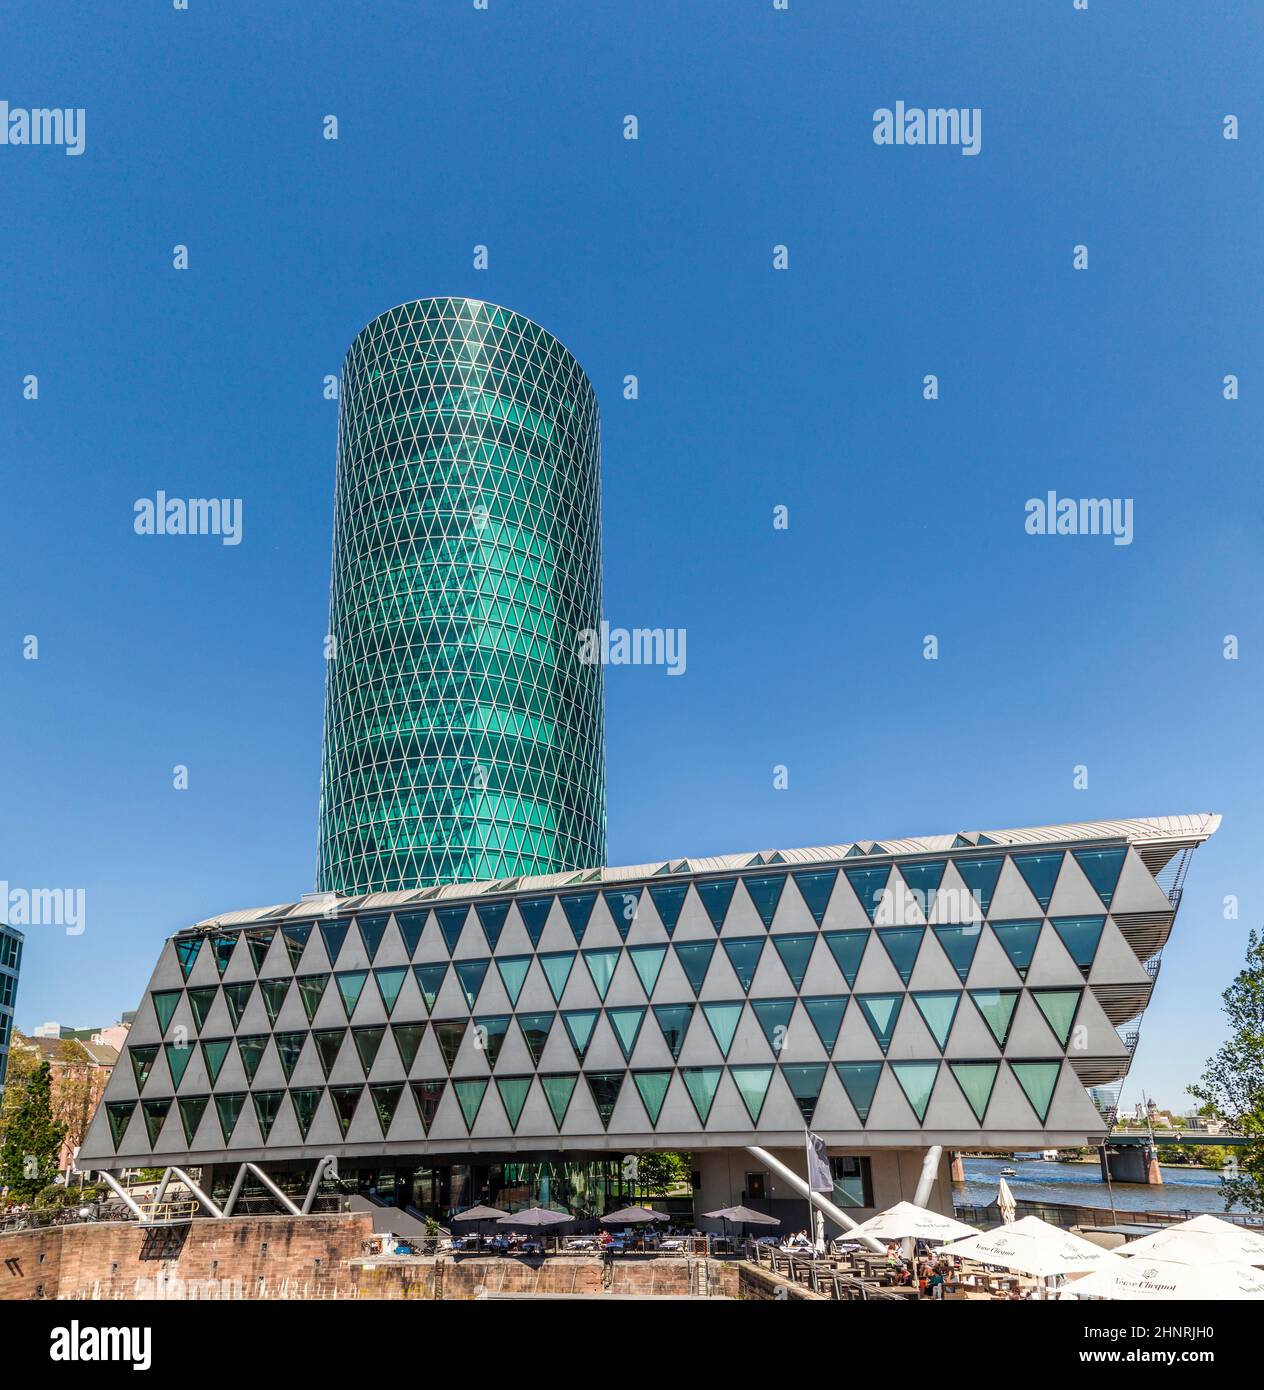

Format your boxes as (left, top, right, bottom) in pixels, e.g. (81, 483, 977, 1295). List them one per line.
(188, 812, 1220, 931)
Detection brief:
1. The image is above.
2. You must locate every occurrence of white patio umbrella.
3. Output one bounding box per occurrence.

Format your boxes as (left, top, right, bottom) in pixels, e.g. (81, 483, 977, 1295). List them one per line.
(1070, 1256, 1264, 1301)
(1117, 1214, 1264, 1267)
(845, 1201, 978, 1244)
(936, 1215, 1117, 1278)
(996, 1177, 1017, 1225)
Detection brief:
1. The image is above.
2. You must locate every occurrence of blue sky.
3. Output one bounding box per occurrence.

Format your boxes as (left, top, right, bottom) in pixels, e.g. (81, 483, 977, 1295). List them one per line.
(1, 1, 1259, 1110)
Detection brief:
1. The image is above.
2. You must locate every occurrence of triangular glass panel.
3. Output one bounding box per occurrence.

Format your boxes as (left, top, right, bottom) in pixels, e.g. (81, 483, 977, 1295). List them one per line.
(453, 959, 490, 1009)
(152, 990, 181, 1034)
(780, 1063, 827, 1124)
(187, 987, 217, 1031)
(969, 989, 1020, 1048)
(792, 870, 837, 926)
(722, 937, 765, 994)
(607, 1006, 646, 1061)
(352, 1025, 385, 1074)
(932, 924, 983, 984)
(435, 906, 469, 954)
(1071, 848, 1127, 909)
(1010, 1060, 1061, 1123)
(368, 1082, 402, 1136)
(164, 1041, 193, 1089)
(395, 912, 426, 958)
(585, 1071, 624, 1129)
(214, 1091, 246, 1142)
(539, 1073, 577, 1128)
(475, 901, 511, 951)
(953, 858, 1003, 915)
(473, 1015, 510, 1069)
(835, 1061, 882, 1123)
(516, 1012, 555, 1067)
(770, 934, 815, 990)
(515, 897, 553, 947)
(742, 875, 786, 929)
(700, 1001, 744, 1058)
(209, 932, 237, 976)
(603, 888, 642, 940)
(1032, 989, 1082, 1047)
(252, 1089, 284, 1141)
(329, 1085, 362, 1137)
(695, 880, 737, 932)
(106, 1101, 136, 1148)
(628, 944, 667, 996)
(281, 923, 312, 969)
(129, 1044, 159, 1090)
(495, 1076, 532, 1131)
(673, 940, 715, 996)
(559, 892, 598, 944)
(412, 962, 448, 1012)
(648, 884, 688, 936)
(177, 1094, 208, 1144)
(843, 865, 890, 923)
(433, 1020, 467, 1071)
(245, 928, 274, 972)
(856, 994, 903, 1053)
(236, 1034, 268, 1083)
(1011, 852, 1064, 909)
(899, 861, 946, 919)
(411, 1079, 446, 1133)
(539, 951, 576, 1003)
(731, 1064, 774, 1124)
(259, 977, 290, 1025)
(290, 1087, 321, 1139)
(582, 948, 620, 1001)
(911, 991, 961, 1052)
(314, 1028, 347, 1077)
(356, 915, 389, 961)
(891, 1060, 939, 1122)
(336, 970, 369, 1018)
(632, 1070, 672, 1126)
(949, 1061, 999, 1124)
(495, 956, 532, 1008)
(652, 1003, 694, 1061)
(561, 1009, 599, 1063)
(223, 982, 254, 1028)
(802, 996, 848, 1054)
(1050, 916, 1105, 977)
(142, 1098, 172, 1146)
(750, 998, 795, 1055)
(319, 920, 351, 967)
(876, 926, 924, 984)
(373, 966, 408, 1015)
(822, 930, 868, 987)
(990, 920, 1042, 980)
(297, 974, 328, 1021)
(680, 1066, 722, 1125)
(174, 937, 202, 981)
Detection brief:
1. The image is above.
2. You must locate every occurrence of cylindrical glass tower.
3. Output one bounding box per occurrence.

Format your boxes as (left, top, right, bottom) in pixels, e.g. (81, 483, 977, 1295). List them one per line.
(317, 297, 606, 893)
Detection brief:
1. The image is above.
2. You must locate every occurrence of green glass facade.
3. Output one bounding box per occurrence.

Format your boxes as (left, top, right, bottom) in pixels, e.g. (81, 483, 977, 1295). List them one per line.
(317, 297, 606, 893)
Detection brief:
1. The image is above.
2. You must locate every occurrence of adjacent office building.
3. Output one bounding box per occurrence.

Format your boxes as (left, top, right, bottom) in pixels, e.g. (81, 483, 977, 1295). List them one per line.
(0, 924, 23, 1098)
(77, 814, 1217, 1223)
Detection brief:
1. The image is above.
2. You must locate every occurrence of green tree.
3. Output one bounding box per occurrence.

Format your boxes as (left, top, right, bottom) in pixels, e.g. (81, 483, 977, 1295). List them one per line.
(0, 1060, 67, 1199)
(1189, 927, 1264, 1215)
(633, 1151, 690, 1196)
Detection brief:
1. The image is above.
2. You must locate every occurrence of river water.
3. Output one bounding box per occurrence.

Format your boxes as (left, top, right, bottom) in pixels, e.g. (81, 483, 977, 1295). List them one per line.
(954, 1155, 1246, 1216)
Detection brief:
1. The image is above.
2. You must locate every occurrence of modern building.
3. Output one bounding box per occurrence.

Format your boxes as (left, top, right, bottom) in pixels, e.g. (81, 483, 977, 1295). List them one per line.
(77, 814, 1217, 1229)
(317, 297, 606, 896)
(0, 923, 22, 1099)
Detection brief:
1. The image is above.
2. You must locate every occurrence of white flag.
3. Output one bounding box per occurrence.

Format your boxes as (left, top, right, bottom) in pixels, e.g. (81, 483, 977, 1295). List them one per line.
(805, 1129, 832, 1194)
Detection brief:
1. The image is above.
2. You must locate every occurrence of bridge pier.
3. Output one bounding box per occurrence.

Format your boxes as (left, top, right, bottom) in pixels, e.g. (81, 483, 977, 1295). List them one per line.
(1101, 1145, 1164, 1185)
(950, 1152, 965, 1183)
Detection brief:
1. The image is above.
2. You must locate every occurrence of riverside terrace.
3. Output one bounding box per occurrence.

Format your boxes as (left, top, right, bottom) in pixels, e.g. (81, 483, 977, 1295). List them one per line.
(76, 813, 1216, 1238)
